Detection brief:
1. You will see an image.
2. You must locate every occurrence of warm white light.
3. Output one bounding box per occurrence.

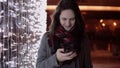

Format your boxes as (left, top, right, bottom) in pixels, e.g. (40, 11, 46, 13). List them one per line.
(113, 22, 117, 26)
(102, 23, 106, 27)
(100, 19, 103, 23)
(47, 5, 120, 11)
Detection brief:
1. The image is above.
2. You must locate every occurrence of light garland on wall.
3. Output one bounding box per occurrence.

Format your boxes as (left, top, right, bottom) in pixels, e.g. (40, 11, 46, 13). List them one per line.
(0, 0, 46, 68)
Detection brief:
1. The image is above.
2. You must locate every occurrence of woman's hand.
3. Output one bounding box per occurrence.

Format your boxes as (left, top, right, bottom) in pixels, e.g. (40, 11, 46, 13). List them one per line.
(56, 48, 77, 62)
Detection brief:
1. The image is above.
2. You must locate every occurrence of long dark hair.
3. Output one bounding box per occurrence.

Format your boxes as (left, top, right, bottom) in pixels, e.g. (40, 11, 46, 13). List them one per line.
(49, 0, 85, 37)
(48, 0, 86, 54)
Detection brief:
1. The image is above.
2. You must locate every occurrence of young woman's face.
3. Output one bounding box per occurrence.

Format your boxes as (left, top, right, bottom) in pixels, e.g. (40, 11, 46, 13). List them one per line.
(59, 9, 75, 31)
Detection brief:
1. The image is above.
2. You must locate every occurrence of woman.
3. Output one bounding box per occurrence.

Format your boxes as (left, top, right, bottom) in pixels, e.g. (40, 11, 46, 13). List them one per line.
(36, 0, 93, 68)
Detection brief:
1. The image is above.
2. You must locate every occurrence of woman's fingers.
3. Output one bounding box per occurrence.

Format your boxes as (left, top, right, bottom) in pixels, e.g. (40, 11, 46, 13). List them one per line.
(56, 48, 77, 62)
(65, 52, 77, 60)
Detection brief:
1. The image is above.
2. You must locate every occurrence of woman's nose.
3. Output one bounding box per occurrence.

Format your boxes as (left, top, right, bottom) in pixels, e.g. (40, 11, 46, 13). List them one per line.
(66, 20, 71, 27)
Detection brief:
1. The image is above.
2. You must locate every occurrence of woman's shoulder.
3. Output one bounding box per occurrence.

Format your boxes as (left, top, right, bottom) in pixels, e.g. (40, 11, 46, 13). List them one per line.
(40, 32, 50, 41)
(42, 31, 50, 37)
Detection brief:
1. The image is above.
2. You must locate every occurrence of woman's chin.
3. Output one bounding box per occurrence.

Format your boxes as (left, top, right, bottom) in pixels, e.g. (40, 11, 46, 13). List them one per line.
(65, 29, 70, 31)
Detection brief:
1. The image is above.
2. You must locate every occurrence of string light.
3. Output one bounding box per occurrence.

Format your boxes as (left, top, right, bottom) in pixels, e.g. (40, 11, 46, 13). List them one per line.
(0, 0, 46, 68)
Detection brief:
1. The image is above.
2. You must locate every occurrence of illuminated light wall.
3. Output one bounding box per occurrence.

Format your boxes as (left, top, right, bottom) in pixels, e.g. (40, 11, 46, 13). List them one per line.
(0, 0, 47, 68)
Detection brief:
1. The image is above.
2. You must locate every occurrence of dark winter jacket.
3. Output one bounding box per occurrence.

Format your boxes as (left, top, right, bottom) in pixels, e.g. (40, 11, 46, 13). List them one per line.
(36, 32, 93, 68)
